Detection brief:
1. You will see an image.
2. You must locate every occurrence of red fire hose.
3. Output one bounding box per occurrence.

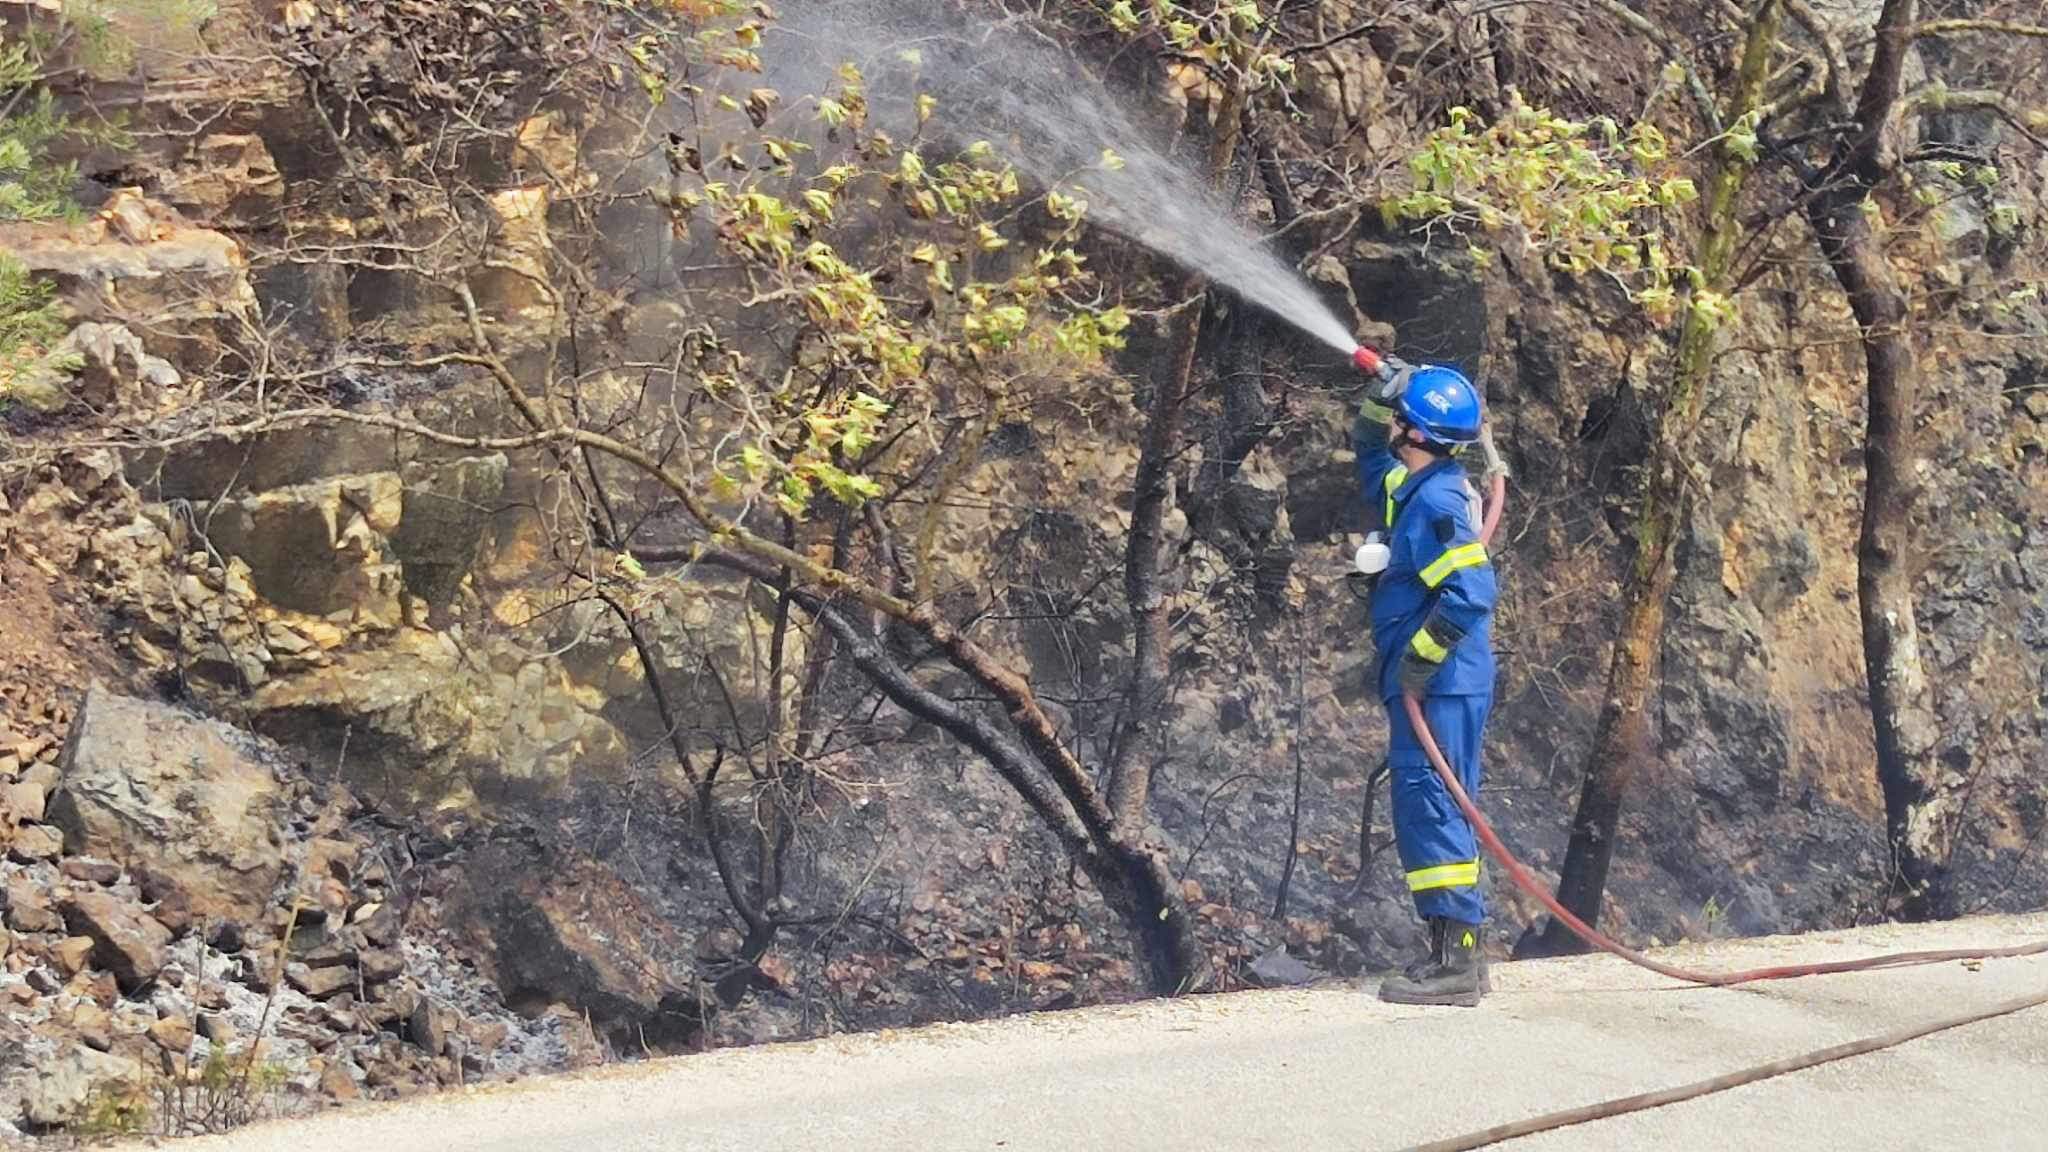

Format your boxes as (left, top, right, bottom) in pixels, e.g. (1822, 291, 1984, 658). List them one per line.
(1376, 363, 2048, 1150)
(1406, 449, 2048, 985)
(1399, 692, 2048, 985)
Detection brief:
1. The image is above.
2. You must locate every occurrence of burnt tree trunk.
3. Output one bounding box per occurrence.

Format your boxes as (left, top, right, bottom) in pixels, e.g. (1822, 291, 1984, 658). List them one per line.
(1107, 65, 1251, 833)
(805, 597, 1203, 991)
(1817, 206, 1950, 919)
(1806, 0, 1954, 919)
(1109, 279, 1202, 831)
(1528, 0, 1783, 955)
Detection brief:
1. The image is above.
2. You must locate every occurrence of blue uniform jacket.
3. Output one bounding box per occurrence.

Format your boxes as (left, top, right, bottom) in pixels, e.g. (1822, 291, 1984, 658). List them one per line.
(1357, 443, 1497, 701)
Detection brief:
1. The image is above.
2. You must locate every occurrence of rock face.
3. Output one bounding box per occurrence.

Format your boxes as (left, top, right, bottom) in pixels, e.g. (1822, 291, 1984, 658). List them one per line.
(198, 473, 408, 627)
(0, 189, 256, 372)
(0, 3, 2039, 1131)
(248, 628, 628, 808)
(389, 455, 509, 612)
(154, 134, 286, 227)
(50, 687, 287, 927)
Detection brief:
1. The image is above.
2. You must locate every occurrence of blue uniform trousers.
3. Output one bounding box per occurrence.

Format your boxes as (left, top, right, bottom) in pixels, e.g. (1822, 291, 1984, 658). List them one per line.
(1385, 692, 1489, 924)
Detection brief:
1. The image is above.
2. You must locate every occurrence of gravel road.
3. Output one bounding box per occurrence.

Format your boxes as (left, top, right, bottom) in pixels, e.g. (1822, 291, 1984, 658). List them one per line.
(171, 913, 2048, 1152)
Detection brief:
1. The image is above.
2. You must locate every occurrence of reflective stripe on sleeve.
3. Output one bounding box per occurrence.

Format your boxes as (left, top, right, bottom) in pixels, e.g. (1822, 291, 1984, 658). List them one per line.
(1419, 542, 1488, 588)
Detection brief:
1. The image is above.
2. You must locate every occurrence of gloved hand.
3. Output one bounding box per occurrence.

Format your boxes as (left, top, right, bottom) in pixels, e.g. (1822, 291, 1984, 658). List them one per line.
(1397, 647, 1441, 695)
(1475, 422, 1510, 480)
(1356, 350, 1412, 428)
(1397, 612, 1466, 695)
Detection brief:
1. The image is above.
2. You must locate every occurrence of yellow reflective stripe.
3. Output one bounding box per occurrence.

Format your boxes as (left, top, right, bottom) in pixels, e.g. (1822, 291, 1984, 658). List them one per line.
(1419, 542, 1488, 588)
(1383, 466, 1407, 526)
(1406, 860, 1480, 892)
(1409, 627, 1449, 663)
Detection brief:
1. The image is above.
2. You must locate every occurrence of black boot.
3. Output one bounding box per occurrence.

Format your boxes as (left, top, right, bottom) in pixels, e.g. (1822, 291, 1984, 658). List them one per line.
(1401, 918, 1449, 981)
(1379, 921, 1483, 1007)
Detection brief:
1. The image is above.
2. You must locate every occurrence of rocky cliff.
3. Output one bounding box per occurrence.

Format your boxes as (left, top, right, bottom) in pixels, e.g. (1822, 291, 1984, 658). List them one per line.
(0, 0, 2042, 1138)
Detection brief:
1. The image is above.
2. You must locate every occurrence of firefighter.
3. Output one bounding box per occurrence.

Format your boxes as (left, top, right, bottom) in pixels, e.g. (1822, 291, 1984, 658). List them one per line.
(1352, 359, 1498, 1007)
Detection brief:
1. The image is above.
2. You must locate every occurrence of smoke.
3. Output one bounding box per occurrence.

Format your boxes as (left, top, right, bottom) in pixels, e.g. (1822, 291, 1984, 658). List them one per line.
(762, 1, 1359, 354)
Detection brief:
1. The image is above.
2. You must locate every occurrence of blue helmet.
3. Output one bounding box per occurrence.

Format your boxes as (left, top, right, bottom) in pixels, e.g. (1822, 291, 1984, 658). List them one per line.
(1395, 365, 1482, 447)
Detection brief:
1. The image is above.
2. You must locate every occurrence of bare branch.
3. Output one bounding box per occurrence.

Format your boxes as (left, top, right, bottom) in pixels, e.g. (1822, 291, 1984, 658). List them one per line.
(1582, 0, 1725, 133)
(1907, 88, 2048, 149)
(1912, 18, 2048, 40)
(1784, 0, 1851, 113)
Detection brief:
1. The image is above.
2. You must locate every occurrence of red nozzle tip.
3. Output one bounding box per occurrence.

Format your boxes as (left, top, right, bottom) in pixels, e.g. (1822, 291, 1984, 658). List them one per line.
(1352, 346, 1381, 374)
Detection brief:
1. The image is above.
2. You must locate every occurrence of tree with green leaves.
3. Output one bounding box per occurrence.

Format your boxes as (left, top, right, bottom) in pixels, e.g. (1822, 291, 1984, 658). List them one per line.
(1782, 0, 2047, 918)
(1391, 0, 2048, 941)
(217, 0, 1324, 996)
(1385, 2, 1788, 948)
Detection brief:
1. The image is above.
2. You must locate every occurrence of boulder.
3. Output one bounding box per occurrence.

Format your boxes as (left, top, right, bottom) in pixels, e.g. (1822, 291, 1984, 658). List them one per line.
(3, 875, 64, 934)
(60, 890, 171, 993)
(539, 1003, 607, 1070)
(52, 936, 95, 976)
(358, 948, 405, 984)
(197, 1012, 236, 1047)
(3, 766, 54, 823)
(408, 996, 455, 1057)
(59, 858, 121, 885)
(72, 1001, 115, 1051)
(1246, 944, 1318, 988)
(148, 1014, 196, 1057)
(445, 838, 691, 1035)
(21, 1046, 144, 1129)
(286, 962, 356, 999)
(317, 1056, 362, 1102)
(49, 687, 287, 927)
(7, 823, 63, 862)
(38, 321, 183, 410)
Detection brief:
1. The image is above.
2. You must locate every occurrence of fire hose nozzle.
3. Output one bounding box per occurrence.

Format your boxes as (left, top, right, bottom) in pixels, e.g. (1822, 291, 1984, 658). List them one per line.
(1352, 346, 1383, 376)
